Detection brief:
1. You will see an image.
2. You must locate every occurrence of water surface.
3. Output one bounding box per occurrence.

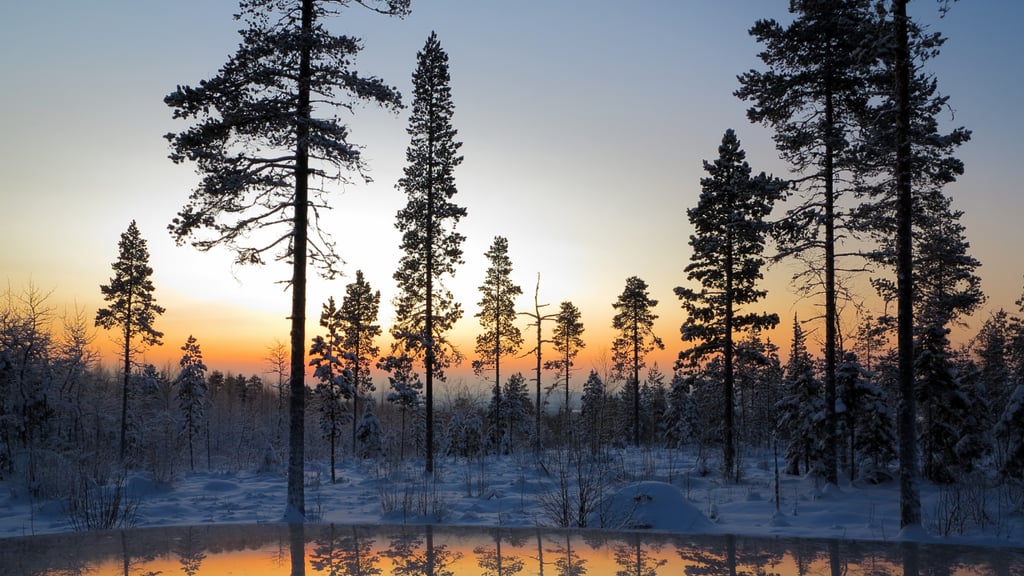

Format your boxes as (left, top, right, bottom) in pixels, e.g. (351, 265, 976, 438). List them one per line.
(1, 523, 1020, 575)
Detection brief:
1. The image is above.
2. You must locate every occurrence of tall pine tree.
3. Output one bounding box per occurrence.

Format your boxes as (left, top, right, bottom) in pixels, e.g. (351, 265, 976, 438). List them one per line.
(857, 1, 971, 523)
(736, 0, 878, 485)
(164, 0, 407, 519)
(392, 32, 467, 474)
(676, 129, 783, 481)
(96, 220, 165, 462)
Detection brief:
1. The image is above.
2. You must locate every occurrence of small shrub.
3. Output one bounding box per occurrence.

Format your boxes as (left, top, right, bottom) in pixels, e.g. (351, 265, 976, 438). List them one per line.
(64, 469, 139, 531)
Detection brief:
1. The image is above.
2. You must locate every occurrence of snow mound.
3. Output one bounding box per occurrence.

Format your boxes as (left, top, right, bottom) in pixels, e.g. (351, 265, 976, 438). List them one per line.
(203, 480, 240, 492)
(591, 481, 714, 532)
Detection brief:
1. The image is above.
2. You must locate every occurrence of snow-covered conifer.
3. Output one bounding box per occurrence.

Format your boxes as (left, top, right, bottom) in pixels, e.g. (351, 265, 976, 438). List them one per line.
(836, 352, 895, 482)
(355, 404, 384, 460)
(579, 370, 608, 450)
(380, 354, 422, 460)
(310, 297, 354, 483)
(175, 335, 207, 471)
(776, 316, 822, 476)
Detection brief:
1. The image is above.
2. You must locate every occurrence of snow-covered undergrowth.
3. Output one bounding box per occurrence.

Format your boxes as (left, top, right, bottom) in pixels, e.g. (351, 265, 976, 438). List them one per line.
(1, 447, 1021, 549)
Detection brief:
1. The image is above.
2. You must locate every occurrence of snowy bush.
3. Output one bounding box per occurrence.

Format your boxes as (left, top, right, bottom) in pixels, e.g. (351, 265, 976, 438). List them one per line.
(929, 475, 994, 537)
(14, 449, 75, 500)
(63, 469, 138, 531)
(539, 440, 612, 528)
(355, 408, 383, 459)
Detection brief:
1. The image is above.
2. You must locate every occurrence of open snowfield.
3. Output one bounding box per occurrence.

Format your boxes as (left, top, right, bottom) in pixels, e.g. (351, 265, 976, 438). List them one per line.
(1, 448, 1021, 550)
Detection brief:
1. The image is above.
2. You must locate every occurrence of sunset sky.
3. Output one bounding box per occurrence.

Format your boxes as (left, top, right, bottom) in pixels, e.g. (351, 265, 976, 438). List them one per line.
(2, 1, 1022, 393)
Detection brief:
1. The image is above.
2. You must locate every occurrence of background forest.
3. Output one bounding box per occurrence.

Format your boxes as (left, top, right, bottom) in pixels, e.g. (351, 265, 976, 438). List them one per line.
(1, 0, 1024, 537)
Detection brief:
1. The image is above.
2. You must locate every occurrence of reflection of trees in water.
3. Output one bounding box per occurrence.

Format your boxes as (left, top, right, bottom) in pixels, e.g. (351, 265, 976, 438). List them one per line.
(291, 522, 305, 576)
(310, 524, 380, 576)
(901, 541, 923, 576)
(676, 535, 759, 576)
(734, 537, 785, 576)
(4, 524, 1024, 576)
(120, 529, 160, 576)
(382, 525, 461, 576)
(545, 531, 587, 576)
(174, 527, 206, 576)
(473, 528, 526, 576)
(613, 533, 665, 576)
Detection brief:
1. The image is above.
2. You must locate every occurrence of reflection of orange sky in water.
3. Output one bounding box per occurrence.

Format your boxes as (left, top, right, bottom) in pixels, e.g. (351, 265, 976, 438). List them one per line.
(71, 530, 993, 576)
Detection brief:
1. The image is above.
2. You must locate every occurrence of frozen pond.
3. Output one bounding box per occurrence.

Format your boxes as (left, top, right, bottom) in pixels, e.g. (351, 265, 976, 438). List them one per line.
(0, 523, 1021, 575)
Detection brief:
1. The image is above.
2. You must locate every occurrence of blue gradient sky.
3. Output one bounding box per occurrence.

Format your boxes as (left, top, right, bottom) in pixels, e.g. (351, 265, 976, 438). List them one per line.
(1, 1, 1021, 384)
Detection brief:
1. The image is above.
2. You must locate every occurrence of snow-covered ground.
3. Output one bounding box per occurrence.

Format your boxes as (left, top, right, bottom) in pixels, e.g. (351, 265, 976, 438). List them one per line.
(1, 448, 1021, 550)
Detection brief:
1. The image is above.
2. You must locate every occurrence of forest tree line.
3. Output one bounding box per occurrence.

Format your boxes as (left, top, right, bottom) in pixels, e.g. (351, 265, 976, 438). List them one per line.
(2, 0, 1023, 529)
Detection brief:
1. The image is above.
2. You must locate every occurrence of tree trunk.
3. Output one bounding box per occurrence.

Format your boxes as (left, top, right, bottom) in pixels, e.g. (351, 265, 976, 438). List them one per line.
(493, 287, 502, 451)
(823, 85, 839, 486)
(425, 243, 435, 475)
(121, 323, 131, 462)
(893, 0, 921, 528)
(534, 294, 542, 452)
(352, 354, 359, 455)
(286, 0, 313, 521)
(632, 315, 640, 447)
(330, 428, 336, 484)
(724, 229, 735, 481)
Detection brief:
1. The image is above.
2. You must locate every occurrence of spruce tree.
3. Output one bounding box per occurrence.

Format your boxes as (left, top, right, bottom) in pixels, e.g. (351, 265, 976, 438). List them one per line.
(499, 373, 533, 453)
(611, 276, 664, 448)
(913, 203, 984, 483)
(338, 270, 381, 454)
(309, 297, 351, 483)
(175, 335, 207, 471)
(998, 288, 1024, 478)
(733, 330, 782, 451)
(96, 220, 165, 462)
(164, 0, 407, 519)
(391, 32, 467, 474)
(638, 364, 668, 446)
(676, 129, 783, 480)
(472, 236, 523, 449)
(836, 351, 895, 482)
(776, 315, 822, 475)
(379, 354, 421, 460)
(867, 197, 983, 483)
(579, 370, 607, 450)
(664, 371, 698, 449)
(355, 404, 384, 459)
(974, 311, 1013, 425)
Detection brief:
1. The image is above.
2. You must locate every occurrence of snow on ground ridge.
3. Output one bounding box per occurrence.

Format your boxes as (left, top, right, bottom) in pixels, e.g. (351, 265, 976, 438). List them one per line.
(0, 447, 1021, 551)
